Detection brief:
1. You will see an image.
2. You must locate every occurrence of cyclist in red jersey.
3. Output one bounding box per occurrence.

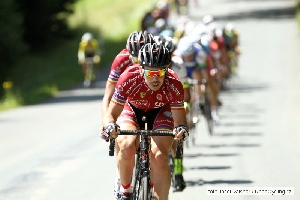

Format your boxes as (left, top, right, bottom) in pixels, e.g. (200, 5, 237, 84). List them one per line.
(101, 43, 189, 200)
(101, 31, 155, 120)
(101, 30, 155, 199)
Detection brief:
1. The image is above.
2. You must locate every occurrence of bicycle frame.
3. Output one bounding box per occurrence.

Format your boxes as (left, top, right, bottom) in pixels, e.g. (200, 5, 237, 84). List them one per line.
(108, 119, 174, 200)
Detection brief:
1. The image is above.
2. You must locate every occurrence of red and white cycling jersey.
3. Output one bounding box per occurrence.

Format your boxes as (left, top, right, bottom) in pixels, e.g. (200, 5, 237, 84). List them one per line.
(108, 49, 132, 84)
(112, 65, 185, 112)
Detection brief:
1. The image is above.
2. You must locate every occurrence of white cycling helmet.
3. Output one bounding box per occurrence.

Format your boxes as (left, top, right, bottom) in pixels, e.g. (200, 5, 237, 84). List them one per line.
(82, 32, 93, 42)
(225, 23, 235, 32)
(202, 15, 214, 25)
(177, 36, 195, 57)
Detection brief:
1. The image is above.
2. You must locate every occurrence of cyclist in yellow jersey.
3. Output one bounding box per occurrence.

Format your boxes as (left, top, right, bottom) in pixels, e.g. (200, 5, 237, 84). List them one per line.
(78, 32, 101, 85)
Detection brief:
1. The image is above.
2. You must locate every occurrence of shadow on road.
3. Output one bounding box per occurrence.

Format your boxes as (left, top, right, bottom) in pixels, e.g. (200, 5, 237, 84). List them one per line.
(185, 165, 232, 171)
(184, 153, 239, 158)
(223, 81, 270, 94)
(186, 179, 253, 187)
(220, 122, 263, 127)
(198, 143, 261, 148)
(213, 132, 263, 137)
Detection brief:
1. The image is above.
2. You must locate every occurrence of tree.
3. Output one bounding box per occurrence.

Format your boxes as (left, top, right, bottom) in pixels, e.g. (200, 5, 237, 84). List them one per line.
(16, 0, 79, 49)
(0, 0, 26, 98)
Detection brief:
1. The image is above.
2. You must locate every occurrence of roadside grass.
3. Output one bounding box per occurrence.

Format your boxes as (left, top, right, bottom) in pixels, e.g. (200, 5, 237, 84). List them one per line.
(0, 0, 154, 111)
(297, 0, 300, 26)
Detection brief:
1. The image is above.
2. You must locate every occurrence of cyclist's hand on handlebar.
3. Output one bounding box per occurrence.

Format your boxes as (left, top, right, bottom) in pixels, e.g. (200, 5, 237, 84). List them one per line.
(173, 125, 189, 141)
(101, 122, 120, 140)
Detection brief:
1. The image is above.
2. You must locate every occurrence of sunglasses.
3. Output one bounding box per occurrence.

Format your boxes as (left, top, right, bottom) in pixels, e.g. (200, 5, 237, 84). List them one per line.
(130, 56, 139, 64)
(143, 68, 167, 78)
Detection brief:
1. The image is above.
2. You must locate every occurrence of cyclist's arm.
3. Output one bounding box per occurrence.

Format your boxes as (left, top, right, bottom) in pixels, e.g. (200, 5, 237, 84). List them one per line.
(78, 42, 85, 63)
(103, 102, 123, 128)
(101, 81, 116, 120)
(92, 39, 101, 55)
(170, 82, 188, 128)
(183, 87, 190, 103)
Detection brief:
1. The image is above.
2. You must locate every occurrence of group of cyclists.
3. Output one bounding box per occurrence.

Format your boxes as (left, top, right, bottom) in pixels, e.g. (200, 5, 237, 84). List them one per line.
(78, 1, 240, 199)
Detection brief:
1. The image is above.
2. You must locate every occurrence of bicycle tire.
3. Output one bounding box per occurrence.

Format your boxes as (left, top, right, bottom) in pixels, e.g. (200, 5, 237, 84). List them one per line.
(139, 174, 150, 200)
(186, 98, 200, 147)
(131, 152, 139, 195)
(132, 167, 142, 200)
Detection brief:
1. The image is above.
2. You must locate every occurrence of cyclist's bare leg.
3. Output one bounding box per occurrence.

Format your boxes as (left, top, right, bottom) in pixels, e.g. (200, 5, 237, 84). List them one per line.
(116, 123, 138, 192)
(82, 62, 87, 76)
(191, 68, 204, 96)
(150, 135, 174, 200)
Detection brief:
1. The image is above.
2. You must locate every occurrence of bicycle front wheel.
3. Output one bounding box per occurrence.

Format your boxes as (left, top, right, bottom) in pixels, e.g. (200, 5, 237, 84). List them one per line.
(139, 174, 150, 200)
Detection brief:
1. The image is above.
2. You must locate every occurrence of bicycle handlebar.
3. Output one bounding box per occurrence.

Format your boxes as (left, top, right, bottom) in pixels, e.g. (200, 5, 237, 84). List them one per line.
(120, 130, 174, 136)
(109, 130, 174, 156)
(188, 78, 207, 85)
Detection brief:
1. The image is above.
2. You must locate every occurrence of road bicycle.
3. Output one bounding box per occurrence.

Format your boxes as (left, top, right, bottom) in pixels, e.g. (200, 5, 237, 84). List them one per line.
(185, 78, 201, 147)
(83, 57, 96, 87)
(187, 78, 213, 137)
(201, 80, 214, 135)
(109, 117, 174, 200)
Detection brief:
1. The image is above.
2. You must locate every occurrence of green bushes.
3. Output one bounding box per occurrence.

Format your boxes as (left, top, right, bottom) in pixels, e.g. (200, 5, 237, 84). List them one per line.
(0, 0, 154, 111)
(0, 0, 26, 98)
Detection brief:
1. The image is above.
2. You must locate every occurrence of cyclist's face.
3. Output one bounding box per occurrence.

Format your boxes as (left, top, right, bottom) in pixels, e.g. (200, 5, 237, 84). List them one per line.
(142, 66, 166, 91)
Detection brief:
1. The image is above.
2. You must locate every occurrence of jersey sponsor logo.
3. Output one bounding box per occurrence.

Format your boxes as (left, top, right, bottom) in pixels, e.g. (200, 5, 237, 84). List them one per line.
(155, 119, 173, 123)
(114, 91, 125, 99)
(173, 99, 184, 104)
(163, 111, 173, 118)
(140, 92, 146, 98)
(156, 94, 162, 101)
(155, 102, 164, 107)
(131, 100, 149, 107)
(120, 76, 139, 95)
(165, 80, 181, 96)
(170, 84, 181, 96)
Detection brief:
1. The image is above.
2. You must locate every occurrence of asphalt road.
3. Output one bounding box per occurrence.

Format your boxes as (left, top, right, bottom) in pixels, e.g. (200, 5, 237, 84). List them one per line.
(1, 0, 300, 200)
